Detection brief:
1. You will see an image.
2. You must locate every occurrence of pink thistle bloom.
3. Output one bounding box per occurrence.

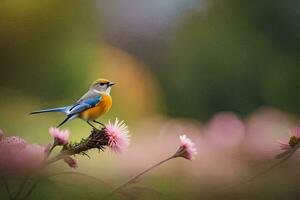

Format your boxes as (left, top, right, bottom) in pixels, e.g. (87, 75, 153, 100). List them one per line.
(278, 127, 300, 150)
(174, 135, 197, 160)
(105, 118, 130, 153)
(49, 127, 69, 145)
(64, 157, 78, 168)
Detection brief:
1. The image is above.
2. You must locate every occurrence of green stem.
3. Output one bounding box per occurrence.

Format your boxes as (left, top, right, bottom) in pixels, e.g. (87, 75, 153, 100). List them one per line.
(47, 171, 109, 186)
(12, 176, 29, 200)
(44, 141, 56, 160)
(207, 142, 300, 199)
(104, 155, 175, 199)
(20, 180, 40, 200)
(246, 142, 300, 182)
(1, 176, 12, 200)
(43, 151, 69, 166)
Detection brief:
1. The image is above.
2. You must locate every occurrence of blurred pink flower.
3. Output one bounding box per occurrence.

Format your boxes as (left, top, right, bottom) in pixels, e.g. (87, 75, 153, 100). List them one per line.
(243, 108, 294, 158)
(174, 134, 197, 160)
(105, 118, 130, 153)
(49, 127, 69, 145)
(278, 127, 300, 150)
(1, 136, 27, 147)
(21, 144, 45, 170)
(64, 156, 78, 168)
(206, 112, 245, 149)
(44, 143, 52, 153)
(0, 135, 45, 173)
(0, 129, 4, 140)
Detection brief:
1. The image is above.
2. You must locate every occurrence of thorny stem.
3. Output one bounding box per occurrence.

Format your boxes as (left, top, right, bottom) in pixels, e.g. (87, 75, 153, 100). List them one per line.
(44, 128, 108, 166)
(104, 154, 176, 199)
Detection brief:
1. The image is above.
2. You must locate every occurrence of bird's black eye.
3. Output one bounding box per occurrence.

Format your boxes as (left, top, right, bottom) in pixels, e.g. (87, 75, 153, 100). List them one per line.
(99, 82, 105, 86)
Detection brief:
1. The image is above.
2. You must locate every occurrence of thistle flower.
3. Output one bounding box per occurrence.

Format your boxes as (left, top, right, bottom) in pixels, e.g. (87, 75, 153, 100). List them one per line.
(46, 118, 130, 165)
(64, 157, 78, 168)
(105, 118, 130, 153)
(174, 135, 197, 160)
(278, 127, 300, 150)
(49, 127, 69, 145)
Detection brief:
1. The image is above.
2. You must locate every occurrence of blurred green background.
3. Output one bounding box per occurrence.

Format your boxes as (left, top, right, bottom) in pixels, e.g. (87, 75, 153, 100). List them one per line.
(2, 0, 300, 123)
(1, 0, 300, 199)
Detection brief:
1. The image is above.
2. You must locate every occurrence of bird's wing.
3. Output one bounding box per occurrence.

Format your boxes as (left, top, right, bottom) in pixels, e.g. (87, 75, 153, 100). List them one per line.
(67, 95, 102, 116)
(76, 90, 97, 104)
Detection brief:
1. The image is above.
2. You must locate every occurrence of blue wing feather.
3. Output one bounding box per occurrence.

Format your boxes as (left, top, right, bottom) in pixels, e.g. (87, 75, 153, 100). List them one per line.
(67, 95, 102, 115)
(30, 96, 102, 116)
(83, 96, 102, 106)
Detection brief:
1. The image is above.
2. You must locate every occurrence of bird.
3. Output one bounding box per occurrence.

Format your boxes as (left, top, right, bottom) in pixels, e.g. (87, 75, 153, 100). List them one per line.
(30, 79, 116, 128)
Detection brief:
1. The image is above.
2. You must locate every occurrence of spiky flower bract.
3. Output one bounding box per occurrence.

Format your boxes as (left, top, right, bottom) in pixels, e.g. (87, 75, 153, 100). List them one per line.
(105, 118, 130, 153)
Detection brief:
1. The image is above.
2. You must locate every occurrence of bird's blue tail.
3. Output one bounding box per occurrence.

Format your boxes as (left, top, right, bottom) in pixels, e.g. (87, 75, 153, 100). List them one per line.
(30, 107, 68, 115)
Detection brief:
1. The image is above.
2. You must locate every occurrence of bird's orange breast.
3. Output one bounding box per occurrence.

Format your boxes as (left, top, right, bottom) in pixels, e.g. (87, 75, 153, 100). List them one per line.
(79, 94, 112, 121)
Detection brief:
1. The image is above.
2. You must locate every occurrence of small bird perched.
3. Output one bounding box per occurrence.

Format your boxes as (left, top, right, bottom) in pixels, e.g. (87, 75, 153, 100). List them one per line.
(30, 79, 116, 128)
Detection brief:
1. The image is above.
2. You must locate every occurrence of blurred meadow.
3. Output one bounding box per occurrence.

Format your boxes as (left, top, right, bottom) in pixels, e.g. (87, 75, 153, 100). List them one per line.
(1, 0, 300, 199)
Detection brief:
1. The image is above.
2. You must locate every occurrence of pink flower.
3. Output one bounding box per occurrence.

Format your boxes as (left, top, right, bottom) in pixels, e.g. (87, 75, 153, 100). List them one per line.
(49, 127, 69, 145)
(0, 137, 45, 174)
(64, 157, 78, 168)
(21, 144, 45, 170)
(0, 136, 27, 149)
(105, 118, 130, 153)
(278, 127, 300, 150)
(0, 129, 4, 141)
(174, 135, 197, 160)
(0, 136, 27, 172)
(206, 112, 245, 149)
(278, 142, 291, 150)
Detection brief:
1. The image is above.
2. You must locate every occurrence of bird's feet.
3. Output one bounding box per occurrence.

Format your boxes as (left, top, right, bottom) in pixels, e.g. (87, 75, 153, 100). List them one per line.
(87, 120, 105, 130)
(87, 121, 99, 130)
(93, 120, 105, 127)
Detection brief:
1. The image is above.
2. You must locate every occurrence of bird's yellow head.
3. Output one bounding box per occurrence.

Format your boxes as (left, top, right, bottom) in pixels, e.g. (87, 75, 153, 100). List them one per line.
(91, 79, 116, 94)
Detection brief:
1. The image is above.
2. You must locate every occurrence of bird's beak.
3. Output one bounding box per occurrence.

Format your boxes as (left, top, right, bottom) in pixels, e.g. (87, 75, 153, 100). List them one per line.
(109, 82, 117, 86)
